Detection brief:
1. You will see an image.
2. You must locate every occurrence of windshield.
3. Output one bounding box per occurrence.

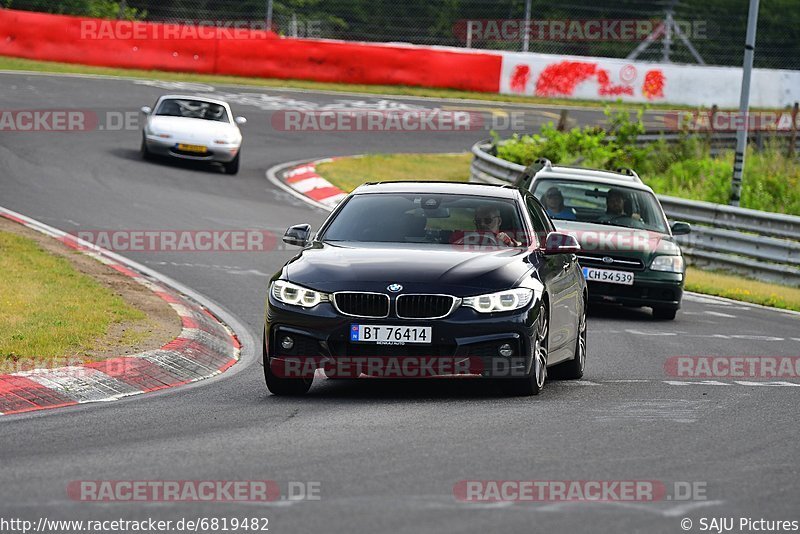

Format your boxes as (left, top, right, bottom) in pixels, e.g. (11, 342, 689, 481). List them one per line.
(321, 193, 530, 247)
(532, 179, 669, 233)
(155, 99, 230, 123)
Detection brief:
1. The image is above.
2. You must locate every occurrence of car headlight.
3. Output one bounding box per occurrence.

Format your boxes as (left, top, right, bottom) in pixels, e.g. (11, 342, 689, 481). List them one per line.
(462, 288, 534, 313)
(271, 280, 330, 308)
(650, 255, 685, 272)
(655, 240, 681, 255)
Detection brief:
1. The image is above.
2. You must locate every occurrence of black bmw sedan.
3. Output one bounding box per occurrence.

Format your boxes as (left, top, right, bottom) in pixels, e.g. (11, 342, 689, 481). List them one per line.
(263, 181, 587, 396)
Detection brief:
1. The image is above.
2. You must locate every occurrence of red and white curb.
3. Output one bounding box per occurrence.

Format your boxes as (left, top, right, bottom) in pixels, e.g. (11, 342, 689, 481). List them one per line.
(267, 158, 347, 212)
(0, 208, 242, 416)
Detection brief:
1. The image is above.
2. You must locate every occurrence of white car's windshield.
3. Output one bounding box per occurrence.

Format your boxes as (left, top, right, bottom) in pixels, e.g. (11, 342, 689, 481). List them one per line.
(155, 99, 230, 123)
(533, 179, 668, 233)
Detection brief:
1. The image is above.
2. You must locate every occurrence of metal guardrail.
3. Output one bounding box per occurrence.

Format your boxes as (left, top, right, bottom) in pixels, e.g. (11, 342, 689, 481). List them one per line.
(469, 140, 800, 286)
(634, 131, 800, 157)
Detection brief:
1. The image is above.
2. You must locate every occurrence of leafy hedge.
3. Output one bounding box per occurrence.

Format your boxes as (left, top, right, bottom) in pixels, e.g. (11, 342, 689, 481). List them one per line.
(7, 0, 146, 20)
(493, 108, 800, 216)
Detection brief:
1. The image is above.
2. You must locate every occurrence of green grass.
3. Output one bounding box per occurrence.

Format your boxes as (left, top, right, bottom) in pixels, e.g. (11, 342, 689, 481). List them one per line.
(0, 55, 769, 111)
(316, 153, 472, 192)
(0, 230, 145, 364)
(644, 148, 800, 216)
(685, 267, 800, 312)
(316, 153, 800, 310)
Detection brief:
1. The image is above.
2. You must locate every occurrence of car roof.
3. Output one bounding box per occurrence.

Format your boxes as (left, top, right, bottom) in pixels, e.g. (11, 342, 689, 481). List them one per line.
(157, 94, 231, 108)
(351, 181, 521, 198)
(533, 167, 655, 193)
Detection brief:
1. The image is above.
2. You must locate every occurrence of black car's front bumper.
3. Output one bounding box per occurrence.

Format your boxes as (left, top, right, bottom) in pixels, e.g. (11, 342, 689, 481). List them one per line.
(264, 295, 540, 379)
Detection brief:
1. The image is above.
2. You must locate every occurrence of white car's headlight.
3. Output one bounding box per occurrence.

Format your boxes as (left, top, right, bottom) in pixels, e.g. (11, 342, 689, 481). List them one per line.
(462, 288, 534, 313)
(650, 255, 685, 272)
(271, 280, 329, 308)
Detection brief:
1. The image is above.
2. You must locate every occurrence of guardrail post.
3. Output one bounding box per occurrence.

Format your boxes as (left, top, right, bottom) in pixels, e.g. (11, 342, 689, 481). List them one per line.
(557, 109, 569, 132)
(755, 130, 764, 151)
(789, 102, 799, 158)
(706, 105, 718, 149)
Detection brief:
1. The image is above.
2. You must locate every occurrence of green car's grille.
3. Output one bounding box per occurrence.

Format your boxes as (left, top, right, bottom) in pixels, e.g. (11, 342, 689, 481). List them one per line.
(577, 254, 645, 271)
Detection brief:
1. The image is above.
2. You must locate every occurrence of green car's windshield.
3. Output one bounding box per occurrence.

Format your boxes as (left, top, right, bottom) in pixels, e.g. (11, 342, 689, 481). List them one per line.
(533, 179, 669, 233)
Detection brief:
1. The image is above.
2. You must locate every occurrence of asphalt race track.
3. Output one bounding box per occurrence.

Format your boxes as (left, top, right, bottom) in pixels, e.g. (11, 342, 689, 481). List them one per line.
(1, 72, 798, 533)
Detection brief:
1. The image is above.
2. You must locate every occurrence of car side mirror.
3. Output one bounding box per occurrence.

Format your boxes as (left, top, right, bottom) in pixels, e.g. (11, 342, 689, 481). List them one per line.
(283, 224, 311, 247)
(543, 231, 581, 255)
(140, 106, 152, 115)
(671, 221, 691, 235)
(235, 116, 247, 125)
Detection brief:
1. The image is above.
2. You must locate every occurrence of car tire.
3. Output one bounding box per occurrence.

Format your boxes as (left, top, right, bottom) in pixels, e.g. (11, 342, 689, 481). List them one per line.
(264, 364, 313, 395)
(652, 307, 677, 320)
(140, 136, 152, 161)
(550, 298, 586, 380)
(504, 304, 548, 396)
(263, 332, 313, 396)
(224, 152, 240, 175)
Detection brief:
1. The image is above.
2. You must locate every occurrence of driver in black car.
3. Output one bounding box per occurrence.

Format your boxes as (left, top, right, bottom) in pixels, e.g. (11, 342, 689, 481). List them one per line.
(600, 188, 641, 222)
(474, 205, 521, 247)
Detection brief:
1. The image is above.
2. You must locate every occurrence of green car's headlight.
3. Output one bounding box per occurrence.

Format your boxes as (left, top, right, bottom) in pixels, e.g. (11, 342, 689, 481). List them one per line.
(271, 280, 330, 308)
(462, 288, 534, 313)
(650, 255, 685, 273)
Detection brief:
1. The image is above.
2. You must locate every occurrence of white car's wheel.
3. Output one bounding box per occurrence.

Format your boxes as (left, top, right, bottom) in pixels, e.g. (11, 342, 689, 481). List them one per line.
(224, 152, 240, 175)
(140, 136, 152, 161)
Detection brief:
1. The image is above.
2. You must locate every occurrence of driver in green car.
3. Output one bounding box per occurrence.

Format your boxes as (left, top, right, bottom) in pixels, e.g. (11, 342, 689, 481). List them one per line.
(600, 188, 641, 222)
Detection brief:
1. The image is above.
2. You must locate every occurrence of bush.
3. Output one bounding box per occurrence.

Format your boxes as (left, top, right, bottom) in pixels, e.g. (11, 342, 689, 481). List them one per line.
(8, 0, 146, 19)
(494, 105, 800, 216)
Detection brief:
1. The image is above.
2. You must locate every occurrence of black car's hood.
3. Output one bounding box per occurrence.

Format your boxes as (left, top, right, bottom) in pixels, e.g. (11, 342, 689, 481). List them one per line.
(285, 241, 535, 294)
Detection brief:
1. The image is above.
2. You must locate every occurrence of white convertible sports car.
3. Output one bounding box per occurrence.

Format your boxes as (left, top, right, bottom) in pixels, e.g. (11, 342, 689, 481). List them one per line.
(140, 95, 246, 175)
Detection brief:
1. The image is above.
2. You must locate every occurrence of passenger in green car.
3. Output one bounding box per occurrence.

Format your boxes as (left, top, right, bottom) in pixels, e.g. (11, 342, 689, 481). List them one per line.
(543, 187, 576, 220)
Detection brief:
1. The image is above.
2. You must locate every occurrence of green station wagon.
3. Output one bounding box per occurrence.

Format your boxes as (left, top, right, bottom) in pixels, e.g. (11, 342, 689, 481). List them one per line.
(519, 159, 691, 320)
